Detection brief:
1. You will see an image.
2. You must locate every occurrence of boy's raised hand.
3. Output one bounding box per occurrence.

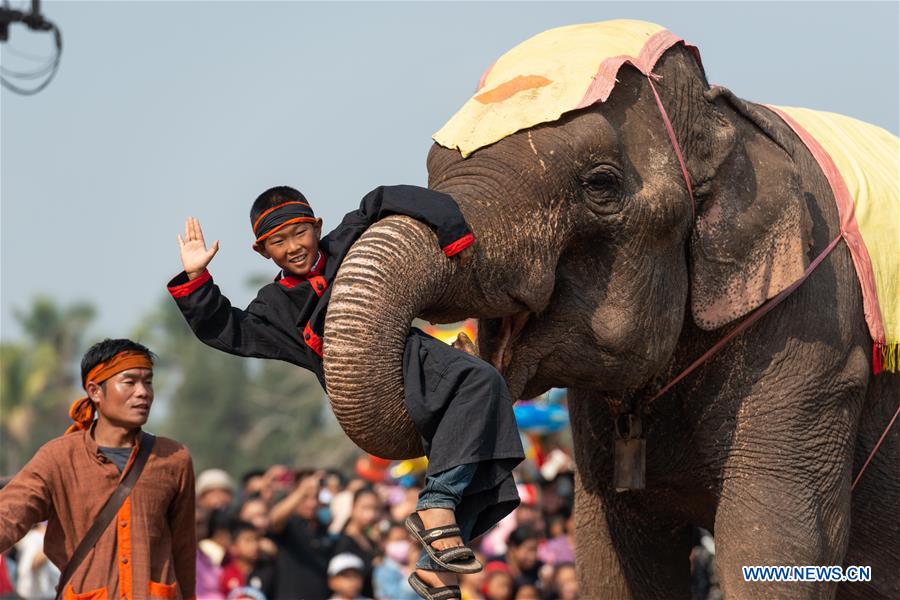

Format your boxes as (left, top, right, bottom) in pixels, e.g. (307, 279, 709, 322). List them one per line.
(177, 217, 219, 280)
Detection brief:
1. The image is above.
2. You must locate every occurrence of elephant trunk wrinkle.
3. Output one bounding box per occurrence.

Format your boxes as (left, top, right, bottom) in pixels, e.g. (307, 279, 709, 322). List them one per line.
(324, 216, 452, 459)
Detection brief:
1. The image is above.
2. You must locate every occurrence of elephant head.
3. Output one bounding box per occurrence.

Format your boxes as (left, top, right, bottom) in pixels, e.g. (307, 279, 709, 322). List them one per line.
(323, 22, 813, 458)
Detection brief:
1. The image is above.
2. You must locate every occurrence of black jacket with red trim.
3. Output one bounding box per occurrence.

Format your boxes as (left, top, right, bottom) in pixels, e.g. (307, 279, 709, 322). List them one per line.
(167, 185, 475, 388)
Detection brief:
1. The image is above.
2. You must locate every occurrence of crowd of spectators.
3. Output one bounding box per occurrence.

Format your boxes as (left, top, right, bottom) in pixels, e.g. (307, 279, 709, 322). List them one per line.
(1, 449, 720, 600)
(190, 459, 580, 600)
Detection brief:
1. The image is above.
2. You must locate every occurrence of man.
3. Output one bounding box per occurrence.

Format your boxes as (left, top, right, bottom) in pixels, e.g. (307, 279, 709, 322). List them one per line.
(268, 469, 332, 599)
(0, 339, 196, 599)
(196, 468, 236, 510)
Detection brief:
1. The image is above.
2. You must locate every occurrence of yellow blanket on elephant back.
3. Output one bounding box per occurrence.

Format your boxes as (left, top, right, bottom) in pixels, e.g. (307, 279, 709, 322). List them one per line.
(766, 106, 900, 373)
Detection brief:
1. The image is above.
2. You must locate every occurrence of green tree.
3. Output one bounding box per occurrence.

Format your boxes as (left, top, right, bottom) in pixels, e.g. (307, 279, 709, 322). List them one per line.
(0, 298, 95, 472)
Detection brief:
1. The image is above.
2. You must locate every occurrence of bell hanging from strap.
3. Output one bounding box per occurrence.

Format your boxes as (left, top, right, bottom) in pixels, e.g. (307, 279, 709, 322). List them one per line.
(614, 412, 645, 491)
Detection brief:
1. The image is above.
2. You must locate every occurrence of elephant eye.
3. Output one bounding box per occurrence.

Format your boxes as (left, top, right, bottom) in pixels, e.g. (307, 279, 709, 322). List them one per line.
(581, 165, 622, 192)
(580, 165, 624, 216)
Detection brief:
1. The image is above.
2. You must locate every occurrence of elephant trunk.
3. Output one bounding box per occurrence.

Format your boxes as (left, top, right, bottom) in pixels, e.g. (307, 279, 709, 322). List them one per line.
(322, 216, 454, 459)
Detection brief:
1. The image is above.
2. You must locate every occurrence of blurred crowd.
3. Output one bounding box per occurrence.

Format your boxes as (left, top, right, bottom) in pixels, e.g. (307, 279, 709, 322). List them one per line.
(0, 450, 579, 600)
(1, 446, 720, 600)
(186, 458, 581, 600)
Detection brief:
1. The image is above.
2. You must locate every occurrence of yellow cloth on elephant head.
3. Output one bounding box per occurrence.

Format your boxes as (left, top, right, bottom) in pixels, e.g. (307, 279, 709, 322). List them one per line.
(434, 20, 899, 373)
(433, 20, 700, 157)
(766, 106, 900, 372)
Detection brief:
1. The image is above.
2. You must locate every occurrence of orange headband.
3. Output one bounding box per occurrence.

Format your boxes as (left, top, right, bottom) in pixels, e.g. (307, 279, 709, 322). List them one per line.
(252, 201, 311, 234)
(254, 217, 319, 247)
(66, 351, 153, 434)
(252, 201, 318, 247)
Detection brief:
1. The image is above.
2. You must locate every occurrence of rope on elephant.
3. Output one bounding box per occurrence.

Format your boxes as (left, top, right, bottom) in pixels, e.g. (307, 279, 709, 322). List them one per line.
(641, 230, 896, 492)
(643, 234, 844, 409)
(851, 404, 899, 491)
(645, 73, 695, 221)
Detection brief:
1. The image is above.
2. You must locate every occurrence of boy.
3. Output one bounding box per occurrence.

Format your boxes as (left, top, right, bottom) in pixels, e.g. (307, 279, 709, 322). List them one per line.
(168, 185, 523, 599)
(327, 553, 368, 600)
(219, 521, 264, 597)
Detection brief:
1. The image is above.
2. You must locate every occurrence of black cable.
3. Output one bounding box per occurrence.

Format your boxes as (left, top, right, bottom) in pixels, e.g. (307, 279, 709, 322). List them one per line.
(1, 54, 58, 78)
(5, 41, 52, 61)
(0, 19, 61, 95)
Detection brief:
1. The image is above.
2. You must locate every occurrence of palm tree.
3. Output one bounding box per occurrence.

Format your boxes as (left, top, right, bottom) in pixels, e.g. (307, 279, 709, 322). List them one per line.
(0, 298, 95, 473)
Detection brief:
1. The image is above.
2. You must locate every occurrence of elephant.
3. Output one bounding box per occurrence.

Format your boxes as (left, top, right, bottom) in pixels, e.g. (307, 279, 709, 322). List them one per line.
(321, 23, 899, 599)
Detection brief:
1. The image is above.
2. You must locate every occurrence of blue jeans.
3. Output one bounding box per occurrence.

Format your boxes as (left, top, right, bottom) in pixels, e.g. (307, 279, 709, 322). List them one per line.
(415, 463, 478, 571)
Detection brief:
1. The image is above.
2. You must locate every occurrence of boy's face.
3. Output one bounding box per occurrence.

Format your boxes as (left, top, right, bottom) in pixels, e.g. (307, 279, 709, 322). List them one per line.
(486, 572, 514, 600)
(329, 570, 363, 599)
(231, 529, 261, 563)
(256, 220, 322, 277)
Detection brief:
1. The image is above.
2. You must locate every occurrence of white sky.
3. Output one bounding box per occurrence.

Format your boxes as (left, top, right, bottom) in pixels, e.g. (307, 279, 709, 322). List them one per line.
(2, 1, 898, 342)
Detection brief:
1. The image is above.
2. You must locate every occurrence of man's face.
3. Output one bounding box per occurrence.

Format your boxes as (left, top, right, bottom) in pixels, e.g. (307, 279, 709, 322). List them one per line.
(244, 474, 265, 496)
(199, 488, 233, 511)
(511, 539, 539, 570)
(239, 499, 271, 534)
(296, 490, 319, 521)
(257, 220, 322, 277)
(88, 368, 153, 428)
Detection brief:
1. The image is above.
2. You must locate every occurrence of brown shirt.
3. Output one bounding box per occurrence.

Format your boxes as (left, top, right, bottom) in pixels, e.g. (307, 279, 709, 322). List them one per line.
(0, 428, 196, 600)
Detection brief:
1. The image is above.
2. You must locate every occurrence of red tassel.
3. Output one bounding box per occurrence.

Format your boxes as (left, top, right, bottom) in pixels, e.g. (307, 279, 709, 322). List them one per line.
(873, 342, 882, 376)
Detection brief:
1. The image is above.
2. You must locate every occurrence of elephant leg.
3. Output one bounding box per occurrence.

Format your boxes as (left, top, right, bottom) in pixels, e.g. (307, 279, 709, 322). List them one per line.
(570, 392, 691, 599)
(714, 476, 853, 599)
(573, 477, 692, 599)
(713, 414, 855, 598)
(838, 375, 900, 600)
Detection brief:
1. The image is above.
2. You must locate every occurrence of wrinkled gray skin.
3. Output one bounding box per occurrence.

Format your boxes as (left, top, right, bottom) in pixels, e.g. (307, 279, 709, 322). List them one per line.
(323, 45, 899, 598)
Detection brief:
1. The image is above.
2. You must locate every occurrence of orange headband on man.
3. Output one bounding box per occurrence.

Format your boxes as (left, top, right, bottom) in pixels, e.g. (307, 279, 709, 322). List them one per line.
(252, 201, 318, 248)
(66, 350, 153, 434)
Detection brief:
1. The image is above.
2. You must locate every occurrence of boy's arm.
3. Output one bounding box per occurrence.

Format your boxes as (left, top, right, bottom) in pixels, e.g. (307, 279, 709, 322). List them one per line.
(167, 271, 301, 364)
(170, 217, 302, 363)
(337, 185, 475, 258)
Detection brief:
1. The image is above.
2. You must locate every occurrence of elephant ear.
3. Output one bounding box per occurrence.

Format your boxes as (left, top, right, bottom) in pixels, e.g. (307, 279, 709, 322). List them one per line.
(689, 86, 813, 330)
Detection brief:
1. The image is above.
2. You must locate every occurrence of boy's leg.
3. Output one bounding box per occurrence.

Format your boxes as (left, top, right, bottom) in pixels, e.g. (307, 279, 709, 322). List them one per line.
(415, 463, 479, 567)
(414, 463, 479, 587)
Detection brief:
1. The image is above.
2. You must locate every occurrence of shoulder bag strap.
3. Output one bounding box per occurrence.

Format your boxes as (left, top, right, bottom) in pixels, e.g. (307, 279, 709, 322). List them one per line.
(55, 432, 156, 599)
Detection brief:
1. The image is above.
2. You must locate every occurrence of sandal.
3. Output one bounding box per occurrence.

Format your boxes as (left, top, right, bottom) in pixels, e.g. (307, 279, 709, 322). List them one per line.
(404, 512, 483, 574)
(408, 572, 461, 600)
